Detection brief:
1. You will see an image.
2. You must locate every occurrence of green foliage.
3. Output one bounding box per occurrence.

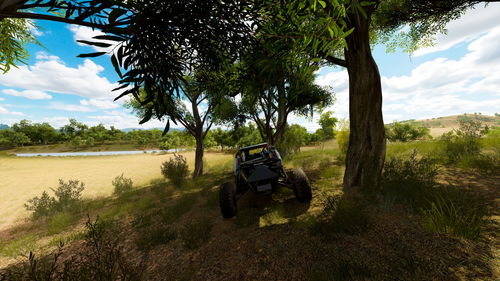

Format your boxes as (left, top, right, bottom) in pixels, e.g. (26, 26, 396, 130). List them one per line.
(0, 18, 40, 73)
(386, 122, 430, 142)
(311, 196, 370, 236)
(277, 124, 312, 157)
(0, 129, 31, 147)
(381, 151, 438, 208)
(318, 111, 338, 140)
(112, 174, 133, 196)
(161, 154, 189, 186)
(24, 179, 85, 217)
(336, 129, 350, 163)
(0, 234, 38, 258)
(440, 118, 488, 163)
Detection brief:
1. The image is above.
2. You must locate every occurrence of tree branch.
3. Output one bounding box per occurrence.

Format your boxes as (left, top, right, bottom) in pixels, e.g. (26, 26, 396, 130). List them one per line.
(324, 55, 348, 68)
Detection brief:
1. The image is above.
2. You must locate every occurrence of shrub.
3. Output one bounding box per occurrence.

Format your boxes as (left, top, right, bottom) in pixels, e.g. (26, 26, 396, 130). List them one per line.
(311, 196, 370, 236)
(52, 179, 85, 211)
(24, 179, 85, 217)
(386, 122, 430, 142)
(161, 153, 189, 186)
(381, 151, 439, 209)
(440, 118, 488, 163)
(112, 173, 133, 196)
(24, 191, 56, 218)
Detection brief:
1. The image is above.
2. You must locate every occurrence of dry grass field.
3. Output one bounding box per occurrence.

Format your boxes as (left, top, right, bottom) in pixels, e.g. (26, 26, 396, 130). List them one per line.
(0, 151, 232, 231)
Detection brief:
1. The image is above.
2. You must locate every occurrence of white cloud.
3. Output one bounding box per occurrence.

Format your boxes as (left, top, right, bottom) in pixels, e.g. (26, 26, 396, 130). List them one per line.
(80, 99, 119, 109)
(35, 51, 60, 61)
(415, 3, 500, 56)
(68, 25, 117, 55)
(0, 97, 4, 101)
(0, 106, 23, 116)
(0, 56, 118, 100)
(2, 89, 52, 100)
(49, 102, 94, 112)
(314, 24, 500, 124)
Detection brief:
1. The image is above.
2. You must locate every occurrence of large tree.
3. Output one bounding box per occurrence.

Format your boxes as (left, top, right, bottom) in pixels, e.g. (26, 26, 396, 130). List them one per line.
(263, 0, 499, 192)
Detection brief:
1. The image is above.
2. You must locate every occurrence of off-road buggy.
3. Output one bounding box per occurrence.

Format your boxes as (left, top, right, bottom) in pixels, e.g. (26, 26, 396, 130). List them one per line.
(219, 143, 312, 218)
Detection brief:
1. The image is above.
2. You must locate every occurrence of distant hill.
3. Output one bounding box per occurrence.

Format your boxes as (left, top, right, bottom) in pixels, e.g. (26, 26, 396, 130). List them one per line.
(389, 114, 500, 137)
(0, 124, 9, 130)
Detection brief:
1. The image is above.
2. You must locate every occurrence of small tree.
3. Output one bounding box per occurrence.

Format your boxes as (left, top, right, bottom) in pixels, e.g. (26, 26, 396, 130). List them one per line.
(318, 111, 338, 140)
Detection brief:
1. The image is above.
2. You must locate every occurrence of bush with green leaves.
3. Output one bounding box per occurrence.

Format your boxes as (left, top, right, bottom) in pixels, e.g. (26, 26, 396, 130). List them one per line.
(336, 129, 349, 163)
(24, 179, 85, 217)
(161, 153, 189, 186)
(440, 118, 488, 163)
(112, 174, 133, 196)
(381, 151, 438, 208)
(385, 122, 430, 142)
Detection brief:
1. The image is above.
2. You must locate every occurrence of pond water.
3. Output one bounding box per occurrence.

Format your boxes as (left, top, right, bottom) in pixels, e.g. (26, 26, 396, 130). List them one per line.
(15, 149, 183, 157)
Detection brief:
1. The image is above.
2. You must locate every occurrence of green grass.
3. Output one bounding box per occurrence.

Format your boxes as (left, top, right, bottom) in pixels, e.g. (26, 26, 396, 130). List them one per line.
(47, 212, 79, 235)
(47, 231, 85, 247)
(0, 234, 38, 257)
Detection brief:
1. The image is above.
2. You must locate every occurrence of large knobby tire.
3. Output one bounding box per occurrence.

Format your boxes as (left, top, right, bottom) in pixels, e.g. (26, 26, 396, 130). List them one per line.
(289, 168, 312, 203)
(219, 182, 237, 218)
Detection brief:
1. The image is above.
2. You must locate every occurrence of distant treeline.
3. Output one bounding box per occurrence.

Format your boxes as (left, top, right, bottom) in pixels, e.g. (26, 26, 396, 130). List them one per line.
(0, 119, 331, 151)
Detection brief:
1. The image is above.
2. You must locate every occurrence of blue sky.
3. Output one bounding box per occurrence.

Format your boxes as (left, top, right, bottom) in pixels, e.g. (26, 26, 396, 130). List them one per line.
(1, 3, 500, 131)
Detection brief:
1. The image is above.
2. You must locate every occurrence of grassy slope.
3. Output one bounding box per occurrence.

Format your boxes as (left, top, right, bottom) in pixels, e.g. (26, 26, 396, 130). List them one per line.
(0, 140, 498, 280)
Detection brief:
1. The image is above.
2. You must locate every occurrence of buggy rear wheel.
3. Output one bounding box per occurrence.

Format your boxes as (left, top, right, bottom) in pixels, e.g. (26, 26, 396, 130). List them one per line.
(219, 182, 237, 218)
(289, 168, 312, 202)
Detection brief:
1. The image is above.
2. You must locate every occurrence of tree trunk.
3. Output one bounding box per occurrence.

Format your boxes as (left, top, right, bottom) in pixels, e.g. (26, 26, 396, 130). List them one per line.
(193, 132, 204, 178)
(343, 6, 386, 192)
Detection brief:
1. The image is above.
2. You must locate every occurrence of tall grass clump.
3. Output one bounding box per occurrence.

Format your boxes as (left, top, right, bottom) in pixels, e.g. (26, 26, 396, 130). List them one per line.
(381, 151, 438, 209)
(24, 179, 85, 218)
(161, 153, 189, 186)
(422, 187, 487, 240)
(112, 173, 133, 196)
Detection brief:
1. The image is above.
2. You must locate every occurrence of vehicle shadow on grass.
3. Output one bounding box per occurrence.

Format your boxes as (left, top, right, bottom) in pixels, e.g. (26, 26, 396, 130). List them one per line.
(232, 188, 311, 229)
